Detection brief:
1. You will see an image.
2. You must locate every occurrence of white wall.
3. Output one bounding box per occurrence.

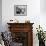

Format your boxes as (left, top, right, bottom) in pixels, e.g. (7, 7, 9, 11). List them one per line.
(40, 0, 46, 31)
(40, 0, 46, 13)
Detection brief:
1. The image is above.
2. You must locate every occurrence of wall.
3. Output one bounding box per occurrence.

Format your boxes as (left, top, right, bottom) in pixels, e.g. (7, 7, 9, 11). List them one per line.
(40, 0, 46, 13)
(40, 0, 46, 32)
(2, 0, 41, 46)
(0, 0, 2, 32)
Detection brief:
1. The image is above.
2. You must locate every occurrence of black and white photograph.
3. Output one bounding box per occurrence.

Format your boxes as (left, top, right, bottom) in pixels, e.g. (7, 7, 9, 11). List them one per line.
(14, 5, 27, 16)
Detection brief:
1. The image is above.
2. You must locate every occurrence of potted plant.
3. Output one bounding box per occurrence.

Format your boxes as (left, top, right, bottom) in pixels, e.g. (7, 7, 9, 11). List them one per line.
(36, 25, 45, 46)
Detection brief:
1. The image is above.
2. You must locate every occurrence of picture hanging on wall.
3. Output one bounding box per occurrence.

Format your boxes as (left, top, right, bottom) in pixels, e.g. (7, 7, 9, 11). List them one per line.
(14, 5, 27, 16)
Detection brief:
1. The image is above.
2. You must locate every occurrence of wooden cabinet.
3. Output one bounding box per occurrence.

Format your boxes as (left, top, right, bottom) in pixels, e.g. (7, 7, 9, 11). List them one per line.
(7, 23, 34, 46)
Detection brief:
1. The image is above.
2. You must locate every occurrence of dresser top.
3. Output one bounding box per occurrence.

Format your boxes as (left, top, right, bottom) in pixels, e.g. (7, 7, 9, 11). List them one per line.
(7, 23, 34, 25)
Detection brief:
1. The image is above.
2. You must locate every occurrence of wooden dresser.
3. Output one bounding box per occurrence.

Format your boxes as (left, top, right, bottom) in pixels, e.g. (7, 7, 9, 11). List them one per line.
(7, 23, 34, 46)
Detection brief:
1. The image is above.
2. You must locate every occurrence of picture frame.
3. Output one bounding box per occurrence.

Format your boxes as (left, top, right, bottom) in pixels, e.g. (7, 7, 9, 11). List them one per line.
(14, 5, 27, 16)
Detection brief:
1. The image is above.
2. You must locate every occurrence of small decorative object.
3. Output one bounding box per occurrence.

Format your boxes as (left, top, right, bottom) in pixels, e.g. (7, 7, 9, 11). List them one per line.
(36, 25, 45, 46)
(9, 19, 19, 23)
(10, 20, 13, 21)
(14, 5, 27, 16)
(25, 20, 30, 23)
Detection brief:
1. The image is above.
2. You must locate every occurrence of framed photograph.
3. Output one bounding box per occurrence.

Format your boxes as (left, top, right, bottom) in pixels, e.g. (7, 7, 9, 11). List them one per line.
(14, 5, 27, 16)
